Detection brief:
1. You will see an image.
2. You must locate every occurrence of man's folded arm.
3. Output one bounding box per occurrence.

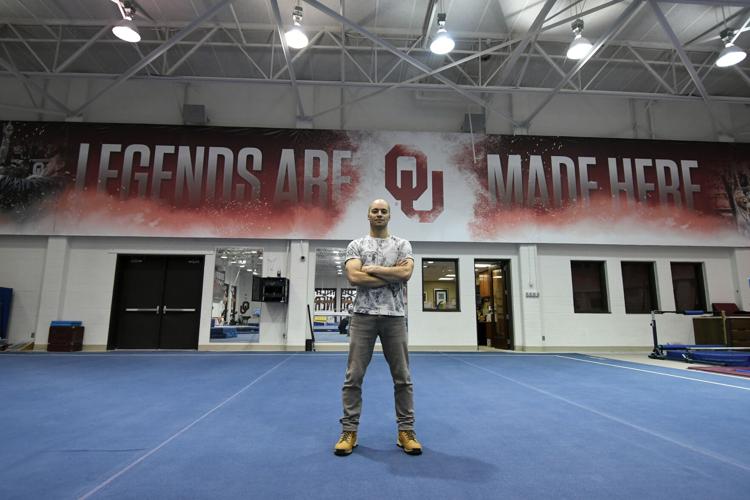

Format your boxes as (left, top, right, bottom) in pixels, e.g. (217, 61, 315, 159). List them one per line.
(345, 258, 388, 287)
(361, 258, 414, 283)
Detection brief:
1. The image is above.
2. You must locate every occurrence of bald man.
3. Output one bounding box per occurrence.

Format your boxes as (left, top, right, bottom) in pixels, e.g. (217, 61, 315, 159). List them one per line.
(333, 199, 422, 456)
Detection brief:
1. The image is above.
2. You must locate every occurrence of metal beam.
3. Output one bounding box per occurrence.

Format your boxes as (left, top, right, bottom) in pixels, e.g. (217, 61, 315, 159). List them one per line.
(514, 49, 532, 88)
(683, 7, 748, 46)
(420, 0, 438, 49)
(542, 0, 625, 32)
(52, 26, 62, 71)
(524, 0, 644, 127)
(731, 12, 750, 45)
(268, 0, 306, 118)
(302, 0, 519, 126)
(131, 43, 161, 76)
(379, 37, 421, 83)
(166, 27, 219, 75)
(2, 43, 37, 107)
(71, 0, 240, 116)
(447, 53, 478, 86)
(583, 45, 626, 91)
(664, 0, 750, 6)
(273, 30, 325, 79)
(547, 0, 587, 22)
(0, 30, 735, 57)
(14, 0, 58, 38)
(228, 4, 247, 45)
(340, 0, 345, 127)
(648, 0, 711, 104)
(734, 65, 750, 86)
(327, 32, 373, 83)
(7, 23, 49, 72)
(0, 101, 67, 116)
(533, 42, 579, 91)
(222, 27, 269, 79)
(626, 43, 675, 93)
(311, 38, 522, 118)
(677, 52, 714, 96)
(481, 1, 626, 87)
(0, 56, 71, 114)
(55, 24, 110, 73)
(5, 70, 750, 105)
(490, 0, 557, 87)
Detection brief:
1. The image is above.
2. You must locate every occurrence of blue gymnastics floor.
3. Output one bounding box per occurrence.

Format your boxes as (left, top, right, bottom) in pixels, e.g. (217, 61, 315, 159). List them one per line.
(1, 352, 749, 499)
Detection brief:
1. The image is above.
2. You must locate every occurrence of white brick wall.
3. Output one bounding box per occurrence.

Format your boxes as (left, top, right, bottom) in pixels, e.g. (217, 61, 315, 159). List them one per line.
(0, 236, 46, 343)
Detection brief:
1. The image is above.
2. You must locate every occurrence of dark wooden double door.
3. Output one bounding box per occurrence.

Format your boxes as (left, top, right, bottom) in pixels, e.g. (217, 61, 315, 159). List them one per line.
(109, 255, 204, 350)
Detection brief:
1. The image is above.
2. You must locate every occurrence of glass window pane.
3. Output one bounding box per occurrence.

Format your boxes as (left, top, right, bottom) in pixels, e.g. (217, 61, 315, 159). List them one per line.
(422, 258, 460, 311)
(210, 247, 262, 343)
(313, 248, 350, 343)
(622, 261, 658, 314)
(571, 261, 609, 313)
(671, 262, 707, 312)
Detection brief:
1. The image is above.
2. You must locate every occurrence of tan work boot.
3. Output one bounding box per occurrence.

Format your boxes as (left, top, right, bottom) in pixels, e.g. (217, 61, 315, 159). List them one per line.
(397, 430, 422, 455)
(334, 430, 358, 456)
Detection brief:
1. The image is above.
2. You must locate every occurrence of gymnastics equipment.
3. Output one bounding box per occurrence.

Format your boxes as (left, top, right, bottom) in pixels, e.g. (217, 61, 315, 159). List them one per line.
(306, 304, 316, 352)
(649, 310, 750, 366)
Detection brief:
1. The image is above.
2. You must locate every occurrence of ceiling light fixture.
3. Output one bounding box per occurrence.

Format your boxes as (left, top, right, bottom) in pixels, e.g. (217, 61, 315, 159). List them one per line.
(566, 19, 592, 60)
(285, 5, 309, 49)
(430, 12, 455, 55)
(110, 0, 141, 43)
(716, 28, 747, 67)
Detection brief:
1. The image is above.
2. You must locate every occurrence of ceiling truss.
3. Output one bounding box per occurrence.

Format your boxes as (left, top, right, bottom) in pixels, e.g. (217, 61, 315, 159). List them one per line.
(0, 0, 748, 125)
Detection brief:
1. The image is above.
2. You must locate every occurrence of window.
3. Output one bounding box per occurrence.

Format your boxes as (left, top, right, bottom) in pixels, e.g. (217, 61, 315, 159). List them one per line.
(211, 247, 263, 343)
(670, 262, 707, 312)
(313, 247, 350, 344)
(571, 261, 609, 313)
(621, 262, 658, 314)
(422, 258, 459, 311)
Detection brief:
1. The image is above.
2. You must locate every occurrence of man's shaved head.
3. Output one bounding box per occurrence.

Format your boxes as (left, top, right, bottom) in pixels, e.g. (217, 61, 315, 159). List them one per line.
(367, 198, 391, 236)
(368, 199, 390, 212)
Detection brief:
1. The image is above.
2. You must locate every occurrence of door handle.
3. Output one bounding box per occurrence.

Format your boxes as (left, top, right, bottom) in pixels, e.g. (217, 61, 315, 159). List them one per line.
(125, 307, 161, 313)
(163, 307, 197, 313)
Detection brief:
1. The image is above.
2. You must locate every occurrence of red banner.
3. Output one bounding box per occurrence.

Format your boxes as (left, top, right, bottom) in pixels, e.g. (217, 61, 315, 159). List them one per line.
(0, 121, 748, 245)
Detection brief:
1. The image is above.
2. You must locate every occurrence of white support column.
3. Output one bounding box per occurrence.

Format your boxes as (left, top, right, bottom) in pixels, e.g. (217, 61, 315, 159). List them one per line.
(286, 240, 311, 350)
(33, 236, 70, 350)
(198, 251, 217, 349)
(731, 248, 750, 310)
(518, 244, 543, 350)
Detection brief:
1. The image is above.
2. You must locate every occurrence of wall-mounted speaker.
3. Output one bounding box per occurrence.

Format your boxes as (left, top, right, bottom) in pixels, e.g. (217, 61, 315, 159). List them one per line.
(183, 104, 207, 125)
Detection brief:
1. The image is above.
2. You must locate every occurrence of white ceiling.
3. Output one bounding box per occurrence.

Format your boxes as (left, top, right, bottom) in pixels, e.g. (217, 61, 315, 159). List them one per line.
(0, 1, 748, 120)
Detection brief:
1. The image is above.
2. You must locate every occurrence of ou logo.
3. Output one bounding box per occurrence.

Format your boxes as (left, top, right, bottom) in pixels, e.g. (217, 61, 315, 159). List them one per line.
(384, 145, 444, 222)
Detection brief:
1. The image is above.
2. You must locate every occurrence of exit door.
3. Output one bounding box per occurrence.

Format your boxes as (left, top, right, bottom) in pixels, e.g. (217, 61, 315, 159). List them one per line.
(108, 255, 205, 350)
(475, 260, 513, 349)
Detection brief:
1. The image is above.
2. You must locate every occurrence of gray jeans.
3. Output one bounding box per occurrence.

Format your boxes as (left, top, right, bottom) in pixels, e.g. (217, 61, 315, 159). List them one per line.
(340, 313, 414, 431)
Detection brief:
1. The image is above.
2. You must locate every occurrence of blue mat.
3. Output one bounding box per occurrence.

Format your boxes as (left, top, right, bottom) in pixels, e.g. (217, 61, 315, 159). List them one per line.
(658, 344, 750, 366)
(1, 352, 749, 499)
(685, 351, 750, 366)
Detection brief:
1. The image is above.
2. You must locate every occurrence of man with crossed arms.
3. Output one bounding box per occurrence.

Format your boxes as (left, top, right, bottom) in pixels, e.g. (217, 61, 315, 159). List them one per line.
(333, 198, 422, 456)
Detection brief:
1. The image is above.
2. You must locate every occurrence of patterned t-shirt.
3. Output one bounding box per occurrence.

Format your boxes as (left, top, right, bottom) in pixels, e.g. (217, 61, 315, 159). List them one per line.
(345, 235, 413, 316)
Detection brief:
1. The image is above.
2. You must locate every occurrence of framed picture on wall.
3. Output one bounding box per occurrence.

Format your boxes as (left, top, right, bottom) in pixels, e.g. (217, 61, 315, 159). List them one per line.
(434, 289, 448, 308)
